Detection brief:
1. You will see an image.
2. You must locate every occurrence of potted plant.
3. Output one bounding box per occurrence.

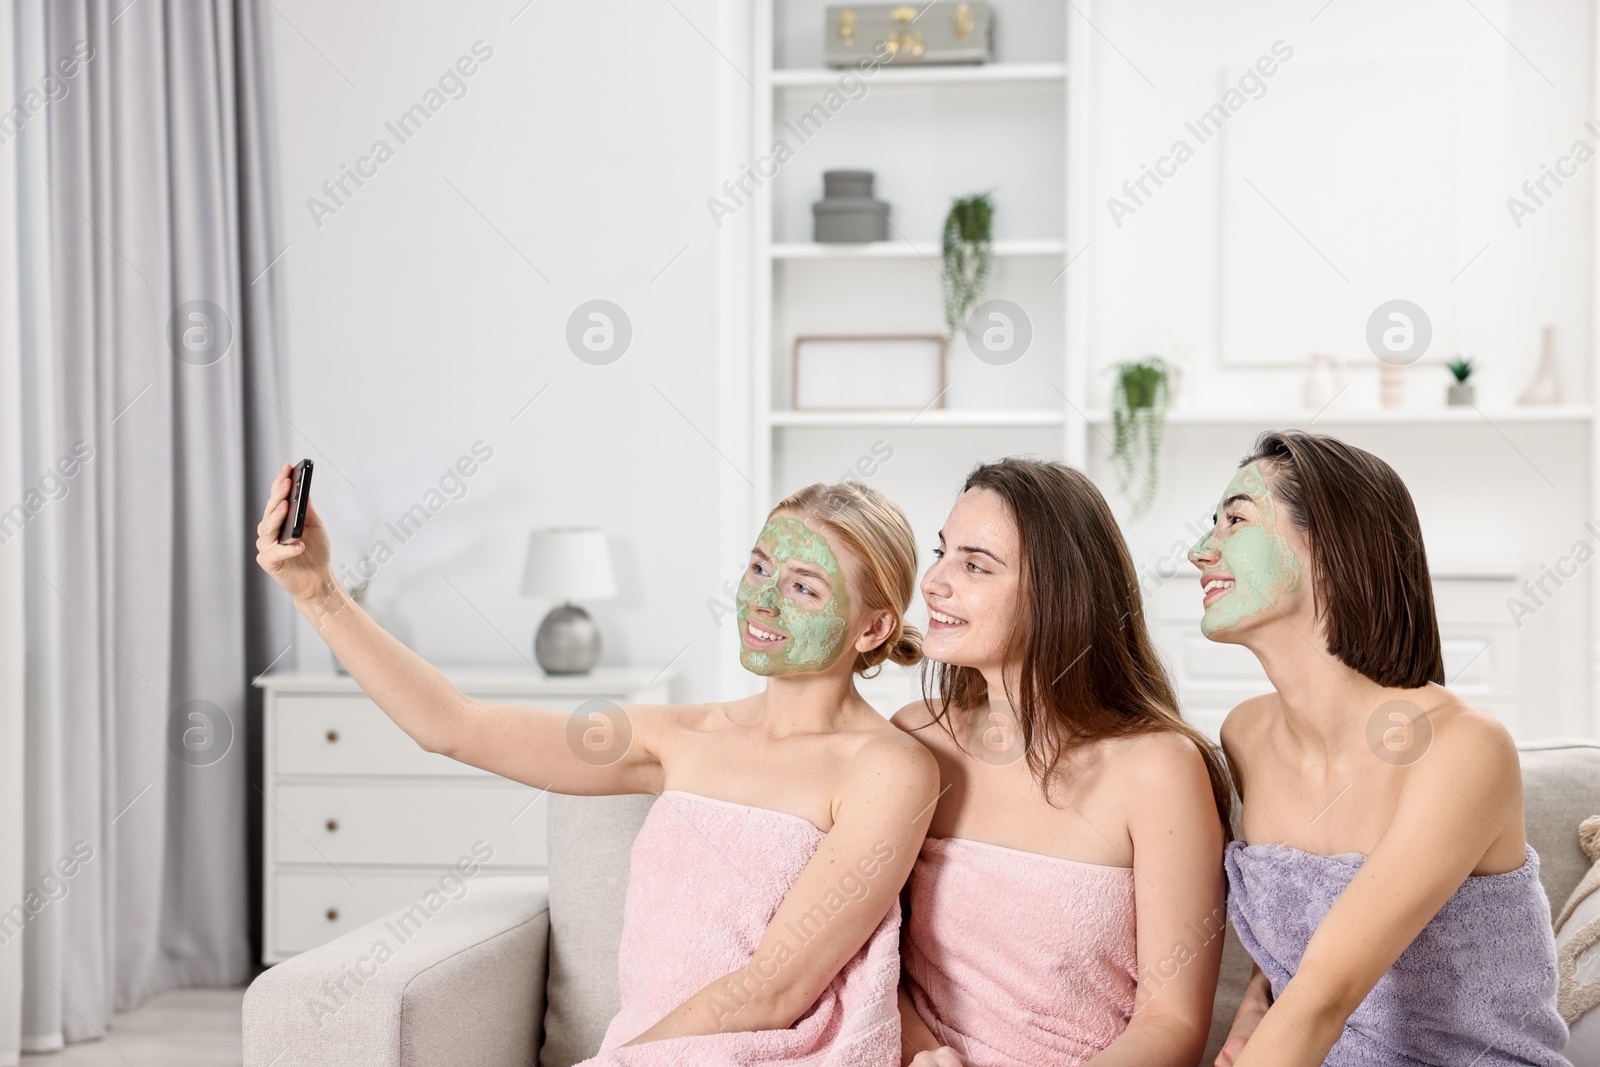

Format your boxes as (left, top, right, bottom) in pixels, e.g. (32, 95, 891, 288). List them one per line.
(942, 192, 993, 340)
(1110, 356, 1169, 520)
(1447, 357, 1476, 406)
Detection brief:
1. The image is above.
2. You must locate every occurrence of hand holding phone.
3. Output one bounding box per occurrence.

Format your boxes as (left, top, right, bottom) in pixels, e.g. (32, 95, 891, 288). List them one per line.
(256, 459, 334, 606)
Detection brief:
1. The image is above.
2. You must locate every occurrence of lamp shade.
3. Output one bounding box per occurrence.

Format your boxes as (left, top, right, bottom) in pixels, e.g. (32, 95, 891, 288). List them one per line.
(520, 528, 617, 602)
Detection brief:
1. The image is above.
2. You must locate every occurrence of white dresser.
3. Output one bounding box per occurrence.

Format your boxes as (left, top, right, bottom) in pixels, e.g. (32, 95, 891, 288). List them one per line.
(254, 667, 672, 963)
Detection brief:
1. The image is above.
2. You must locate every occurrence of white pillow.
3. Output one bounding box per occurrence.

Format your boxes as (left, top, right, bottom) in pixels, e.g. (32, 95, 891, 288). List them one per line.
(1556, 815, 1600, 1064)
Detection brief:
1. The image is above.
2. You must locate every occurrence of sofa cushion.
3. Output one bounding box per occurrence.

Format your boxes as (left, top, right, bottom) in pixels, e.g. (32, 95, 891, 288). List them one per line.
(541, 793, 655, 1067)
(1519, 740, 1600, 910)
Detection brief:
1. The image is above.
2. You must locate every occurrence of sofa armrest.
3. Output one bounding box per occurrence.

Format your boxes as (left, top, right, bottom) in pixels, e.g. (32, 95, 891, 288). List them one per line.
(244, 875, 550, 1067)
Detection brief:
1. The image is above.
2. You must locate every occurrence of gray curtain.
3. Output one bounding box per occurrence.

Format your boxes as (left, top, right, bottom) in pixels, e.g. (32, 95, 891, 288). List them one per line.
(1, 0, 288, 1055)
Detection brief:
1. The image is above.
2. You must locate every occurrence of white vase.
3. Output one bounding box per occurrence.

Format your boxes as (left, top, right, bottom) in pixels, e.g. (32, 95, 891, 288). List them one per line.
(1303, 353, 1346, 410)
(1167, 340, 1194, 409)
(1379, 364, 1405, 409)
(1518, 325, 1561, 405)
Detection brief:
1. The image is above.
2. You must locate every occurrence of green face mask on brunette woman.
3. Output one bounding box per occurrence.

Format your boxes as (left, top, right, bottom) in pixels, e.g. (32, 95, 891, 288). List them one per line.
(1188, 462, 1303, 637)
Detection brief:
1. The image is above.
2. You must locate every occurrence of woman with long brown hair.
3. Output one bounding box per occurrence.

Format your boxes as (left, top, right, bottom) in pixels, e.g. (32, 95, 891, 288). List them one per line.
(894, 457, 1231, 1067)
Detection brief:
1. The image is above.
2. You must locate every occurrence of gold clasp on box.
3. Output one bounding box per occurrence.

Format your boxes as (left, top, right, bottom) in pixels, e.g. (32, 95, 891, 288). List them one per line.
(838, 8, 856, 46)
(884, 5, 924, 59)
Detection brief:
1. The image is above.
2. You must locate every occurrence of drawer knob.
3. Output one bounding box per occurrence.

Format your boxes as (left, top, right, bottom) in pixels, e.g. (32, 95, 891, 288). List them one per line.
(326, 729, 339, 743)
(325, 819, 339, 833)
(326, 907, 339, 922)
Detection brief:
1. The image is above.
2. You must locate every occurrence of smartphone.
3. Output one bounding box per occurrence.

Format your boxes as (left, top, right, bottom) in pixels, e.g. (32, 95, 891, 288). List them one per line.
(278, 459, 314, 544)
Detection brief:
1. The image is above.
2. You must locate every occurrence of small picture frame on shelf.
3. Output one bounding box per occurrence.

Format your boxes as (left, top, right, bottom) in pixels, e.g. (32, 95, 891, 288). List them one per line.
(792, 335, 946, 411)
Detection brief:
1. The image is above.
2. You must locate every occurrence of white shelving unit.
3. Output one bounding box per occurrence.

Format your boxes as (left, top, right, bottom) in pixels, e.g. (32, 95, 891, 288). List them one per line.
(744, 1, 1089, 712)
(770, 61, 1066, 87)
(734, 3, 1599, 736)
(769, 409, 1066, 428)
(752, 0, 1091, 526)
(771, 238, 1066, 259)
(1082, 405, 1597, 427)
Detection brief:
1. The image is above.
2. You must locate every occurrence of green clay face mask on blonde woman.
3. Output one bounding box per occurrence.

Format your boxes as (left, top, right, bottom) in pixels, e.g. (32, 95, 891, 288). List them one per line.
(1192, 462, 1303, 637)
(737, 516, 853, 675)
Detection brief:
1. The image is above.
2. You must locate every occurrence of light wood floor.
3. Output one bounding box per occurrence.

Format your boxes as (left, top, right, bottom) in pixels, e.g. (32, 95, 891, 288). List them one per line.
(21, 988, 244, 1066)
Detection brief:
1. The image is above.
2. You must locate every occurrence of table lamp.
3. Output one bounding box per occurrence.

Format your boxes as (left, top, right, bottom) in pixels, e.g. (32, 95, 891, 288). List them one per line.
(520, 528, 617, 675)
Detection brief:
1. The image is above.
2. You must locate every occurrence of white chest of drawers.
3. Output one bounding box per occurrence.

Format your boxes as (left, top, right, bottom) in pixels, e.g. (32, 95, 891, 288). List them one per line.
(254, 667, 671, 963)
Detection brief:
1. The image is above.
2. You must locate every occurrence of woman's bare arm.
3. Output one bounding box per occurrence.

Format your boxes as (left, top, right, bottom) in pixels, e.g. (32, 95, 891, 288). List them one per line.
(255, 462, 662, 795)
(1215, 964, 1271, 1066)
(1084, 732, 1227, 1067)
(620, 735, 940, 1045)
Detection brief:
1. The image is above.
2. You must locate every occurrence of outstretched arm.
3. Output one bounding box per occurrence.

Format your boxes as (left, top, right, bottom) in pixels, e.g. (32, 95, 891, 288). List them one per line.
(621, 736, 940, 1045)
(255, 461, 663, 795)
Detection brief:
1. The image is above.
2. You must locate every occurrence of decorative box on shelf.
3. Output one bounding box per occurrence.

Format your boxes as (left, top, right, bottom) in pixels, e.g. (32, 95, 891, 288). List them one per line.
(825, 2, 995, 67)
(254, 666, 672, 963)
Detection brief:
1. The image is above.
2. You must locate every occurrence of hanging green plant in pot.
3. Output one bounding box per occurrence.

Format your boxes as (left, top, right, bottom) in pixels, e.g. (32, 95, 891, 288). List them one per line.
(943, 192, 993, 340)
(1110, 356, 1169, 520)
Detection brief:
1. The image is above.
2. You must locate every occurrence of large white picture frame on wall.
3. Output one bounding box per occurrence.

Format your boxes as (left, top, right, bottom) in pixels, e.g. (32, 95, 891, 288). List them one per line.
(1216, 57, 1467, 367)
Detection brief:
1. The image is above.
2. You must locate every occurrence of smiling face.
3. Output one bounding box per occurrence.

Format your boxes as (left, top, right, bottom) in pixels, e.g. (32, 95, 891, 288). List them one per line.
(736, 514, 855, 676)
(1187, 462, 1308, 640)
(919, 487, 1022, 670)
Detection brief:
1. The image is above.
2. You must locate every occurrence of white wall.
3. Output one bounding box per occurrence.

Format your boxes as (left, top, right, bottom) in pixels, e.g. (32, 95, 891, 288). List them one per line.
(1081, 0, 1596, 738)
(267, 0, 1597, 736)
(1087, 0, 1593, 410)
(268, 0, 748, 702)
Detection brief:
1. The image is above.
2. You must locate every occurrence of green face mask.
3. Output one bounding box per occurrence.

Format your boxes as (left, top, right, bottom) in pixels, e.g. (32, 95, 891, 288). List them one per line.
(736, 516, 853, 676)
(1189, 462, 1303, 637)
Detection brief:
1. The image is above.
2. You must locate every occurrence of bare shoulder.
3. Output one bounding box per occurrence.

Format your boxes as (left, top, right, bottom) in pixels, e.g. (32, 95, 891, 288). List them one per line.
(1219, 693, 1275, 743)
(1107, 729, 1217, 798)
(889, 698, 939, 733)
(1410, 690, 1520, 786)
(629, 698, 754, 753)
(842, 719, 940, 804)
(1099, 730, 1225, 846)
(628, 700, 712, 734)
(855, 717, 940, 777)
(1219, 692, 1277, 764)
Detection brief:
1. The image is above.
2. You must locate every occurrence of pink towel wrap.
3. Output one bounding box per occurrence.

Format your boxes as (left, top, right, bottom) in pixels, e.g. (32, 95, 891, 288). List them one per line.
(904, 836, 1138, 1067)
(575, 790, 902, 1067)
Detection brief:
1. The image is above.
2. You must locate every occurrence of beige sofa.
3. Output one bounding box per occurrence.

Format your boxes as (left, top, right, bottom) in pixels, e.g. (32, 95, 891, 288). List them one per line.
(242, 739, 1600, 1067)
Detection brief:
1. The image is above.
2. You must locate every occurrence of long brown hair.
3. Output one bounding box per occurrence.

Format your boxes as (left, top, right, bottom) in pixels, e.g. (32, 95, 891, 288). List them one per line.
(1240, 430, 1444, 688)
(923, 458, 1233, 836)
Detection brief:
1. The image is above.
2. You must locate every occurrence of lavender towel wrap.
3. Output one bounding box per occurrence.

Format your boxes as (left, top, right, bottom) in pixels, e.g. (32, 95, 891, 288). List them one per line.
(1225, 839, 1571, 1066)
(574, 790, 902, 1067)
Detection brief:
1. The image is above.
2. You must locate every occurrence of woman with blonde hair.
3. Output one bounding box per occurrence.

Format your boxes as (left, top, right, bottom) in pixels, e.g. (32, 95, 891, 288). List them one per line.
(256, 468, 938, 1066)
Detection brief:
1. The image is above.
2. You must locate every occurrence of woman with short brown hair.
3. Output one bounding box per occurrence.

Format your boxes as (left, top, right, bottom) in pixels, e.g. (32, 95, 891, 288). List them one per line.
(1197, 430, 1568, 1067)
